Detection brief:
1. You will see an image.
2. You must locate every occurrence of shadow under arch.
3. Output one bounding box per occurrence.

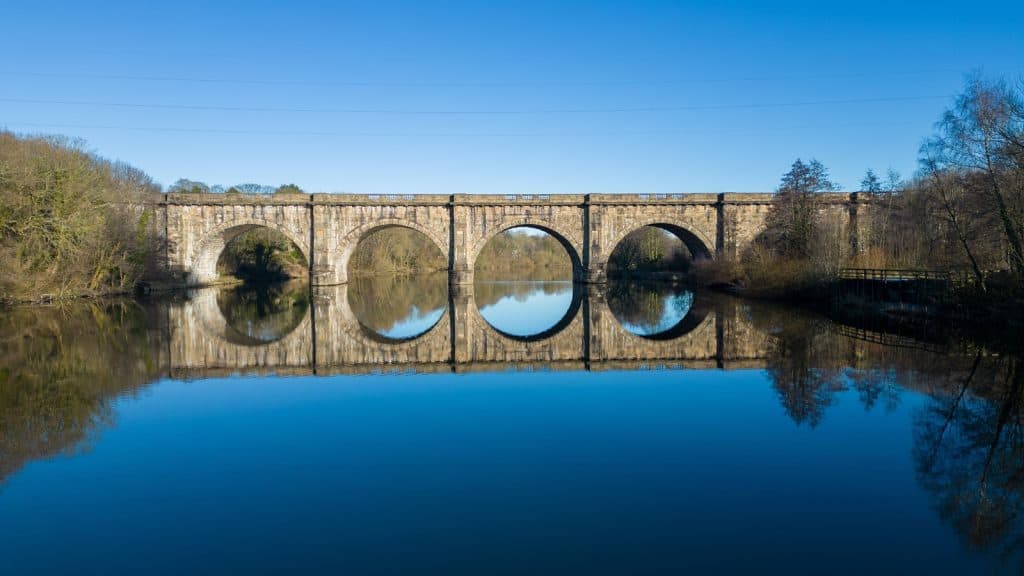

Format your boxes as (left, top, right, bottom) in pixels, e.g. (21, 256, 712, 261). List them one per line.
(475, 282, 585, 343)
(604, 283, 713, 341)
(472, 223, 584, 281)
(190, 222, 310, 286)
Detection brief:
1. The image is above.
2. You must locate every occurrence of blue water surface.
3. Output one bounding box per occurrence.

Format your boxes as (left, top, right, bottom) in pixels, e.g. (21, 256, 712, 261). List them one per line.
(0, 368, 991, 575)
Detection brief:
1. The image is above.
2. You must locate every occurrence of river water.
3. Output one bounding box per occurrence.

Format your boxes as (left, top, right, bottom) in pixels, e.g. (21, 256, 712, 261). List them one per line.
(1, 275, 1021, 574)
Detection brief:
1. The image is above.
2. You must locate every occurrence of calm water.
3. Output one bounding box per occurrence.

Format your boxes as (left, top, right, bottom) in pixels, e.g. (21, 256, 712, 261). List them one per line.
(1, 276, 1022, 574)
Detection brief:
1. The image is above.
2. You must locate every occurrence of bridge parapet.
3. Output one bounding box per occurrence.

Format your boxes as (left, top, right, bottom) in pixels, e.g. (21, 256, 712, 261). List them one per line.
(313, 193, 451, 205)
(166, 192, 311, 205)
(588, 193, 720, 205)
(452, 193, 587, 205)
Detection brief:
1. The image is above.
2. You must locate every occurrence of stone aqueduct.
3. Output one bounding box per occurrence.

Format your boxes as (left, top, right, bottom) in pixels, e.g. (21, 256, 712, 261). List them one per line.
(154, 192, 872, 286)
(167, 285, 774, 377)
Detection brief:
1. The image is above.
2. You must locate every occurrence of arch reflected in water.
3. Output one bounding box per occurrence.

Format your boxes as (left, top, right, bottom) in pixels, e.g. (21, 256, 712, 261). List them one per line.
(215, 280, 310, 345)
(475, 281, 582, 341)
(347, 273, 448, 342)
(606, 280, 708, 340)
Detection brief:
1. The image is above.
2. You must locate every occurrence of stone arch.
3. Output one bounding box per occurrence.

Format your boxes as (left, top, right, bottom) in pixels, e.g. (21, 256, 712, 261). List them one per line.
(188, 221, 310, 286)
(337, 218, 450, 280)
(605, 221, 715, 266)
(469, 220, 584, 280)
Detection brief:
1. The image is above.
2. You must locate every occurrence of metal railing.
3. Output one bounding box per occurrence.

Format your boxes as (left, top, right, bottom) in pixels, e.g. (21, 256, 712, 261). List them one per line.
(838, 268, 951, 281)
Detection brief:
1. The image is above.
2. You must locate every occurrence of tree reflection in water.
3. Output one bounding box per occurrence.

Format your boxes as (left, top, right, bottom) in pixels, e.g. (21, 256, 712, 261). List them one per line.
(914, 354, 1024, 565)
(347, 273, 447, 339)
(0, 302, 166, 485)
(751, 301, 1024, 566)
(606, 280, 694, 337)
(1, 290, 1023, 566)
(216, 280, 310, 344)
(473, 280, 571, 309)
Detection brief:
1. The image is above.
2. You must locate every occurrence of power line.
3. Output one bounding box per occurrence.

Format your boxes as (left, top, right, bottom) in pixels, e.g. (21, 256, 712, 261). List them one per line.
(2, 119, 920, 138)
(0, 94, 948, 115)
(0, 66, 1016, 88)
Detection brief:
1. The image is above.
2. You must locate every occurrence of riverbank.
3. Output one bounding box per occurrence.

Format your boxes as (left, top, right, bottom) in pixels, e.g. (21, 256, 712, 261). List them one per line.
(690, 264, 1024, 346)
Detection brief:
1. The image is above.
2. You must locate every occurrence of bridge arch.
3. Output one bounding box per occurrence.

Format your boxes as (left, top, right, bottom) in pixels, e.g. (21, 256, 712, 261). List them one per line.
(605, 221, 715, 266)
(470, 221, 584, 280)
(336, 218, 450, 281)
(188, 221, 310, 286)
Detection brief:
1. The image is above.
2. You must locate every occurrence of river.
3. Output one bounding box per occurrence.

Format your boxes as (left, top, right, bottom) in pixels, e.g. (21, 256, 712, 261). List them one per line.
(1, 275, 1021, 574)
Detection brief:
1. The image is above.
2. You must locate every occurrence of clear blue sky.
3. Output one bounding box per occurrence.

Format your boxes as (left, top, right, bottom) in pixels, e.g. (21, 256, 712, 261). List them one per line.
(2, 1, 1022, 193)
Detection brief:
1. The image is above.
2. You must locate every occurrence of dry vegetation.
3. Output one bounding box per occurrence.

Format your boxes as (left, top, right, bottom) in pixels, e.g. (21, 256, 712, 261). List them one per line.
(0, 132, 163, 304)
(696, 76, 1024, 306)
(347, 227, 448, 275)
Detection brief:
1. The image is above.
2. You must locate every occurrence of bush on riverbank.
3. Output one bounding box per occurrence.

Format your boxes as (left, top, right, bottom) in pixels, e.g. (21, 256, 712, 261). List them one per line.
(475, 230, 573, 279)
(348, 227, 447, 276)
(0, 132, 162, 304)
(607, 226, 691, 276)
(698, 75, 1024, 315)
(217, 228, 308, 282)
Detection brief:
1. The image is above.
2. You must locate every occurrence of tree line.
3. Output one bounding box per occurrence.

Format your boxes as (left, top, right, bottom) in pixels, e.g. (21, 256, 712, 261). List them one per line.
(696, 75, 1024, 312)
(2, 74, 1021, 307)
(0, 132, 163, 303)
(167, 179, 305, 196)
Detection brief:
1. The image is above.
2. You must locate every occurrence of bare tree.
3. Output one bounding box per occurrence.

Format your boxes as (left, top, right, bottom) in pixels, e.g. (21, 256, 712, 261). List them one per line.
(765, 158, 839, 258)
(923, 76, 1024, 278)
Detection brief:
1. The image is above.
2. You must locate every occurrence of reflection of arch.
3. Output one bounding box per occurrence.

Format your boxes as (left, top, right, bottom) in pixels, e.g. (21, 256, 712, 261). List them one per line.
(189, 222, 310, 286)
(327, 284, 451, 354)
(588, 287, 719, 363)
(607, 222, 714, 263)
(473, 283, 584, 343)
(608, 291, 712, 341)
(216, 285, 310, 345)
(173, 287, 314, 372)
(347, 281, 448, 344)
(355, 313, 446, 344)
(471, 221, 584, 277)
(338, 219, 450, 276)
(190, 288, 311, 346)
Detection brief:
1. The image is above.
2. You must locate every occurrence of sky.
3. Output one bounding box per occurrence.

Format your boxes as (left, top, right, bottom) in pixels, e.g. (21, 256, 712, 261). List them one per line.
(1, 0, 1022, 194)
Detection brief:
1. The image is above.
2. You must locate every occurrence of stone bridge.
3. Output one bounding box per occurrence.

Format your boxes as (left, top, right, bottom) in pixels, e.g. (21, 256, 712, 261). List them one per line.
(166, 286, 774, 378)
(155, 192, 871, 286)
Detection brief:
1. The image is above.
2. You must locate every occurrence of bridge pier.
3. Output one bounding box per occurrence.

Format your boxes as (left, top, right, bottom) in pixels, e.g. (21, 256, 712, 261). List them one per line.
(449, 268, 474, 286)
(582, 264, 607, 284)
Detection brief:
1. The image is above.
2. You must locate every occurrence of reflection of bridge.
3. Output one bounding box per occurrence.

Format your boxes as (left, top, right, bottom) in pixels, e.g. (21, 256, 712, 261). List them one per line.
(167, 286, 774, 378)
(156, 192, 871, 286)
